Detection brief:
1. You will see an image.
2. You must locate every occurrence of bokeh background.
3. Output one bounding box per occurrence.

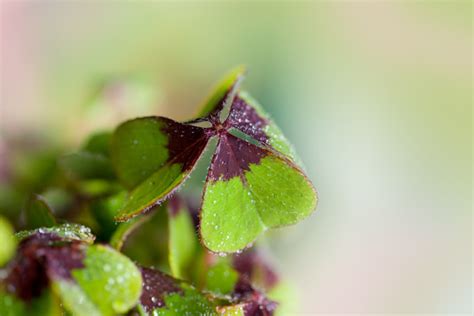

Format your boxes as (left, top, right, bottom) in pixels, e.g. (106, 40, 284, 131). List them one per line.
(0, 1, 472, 314)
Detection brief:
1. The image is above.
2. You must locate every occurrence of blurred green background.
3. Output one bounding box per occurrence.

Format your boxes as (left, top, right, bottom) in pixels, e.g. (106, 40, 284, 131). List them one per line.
(0, 1, 471, 314)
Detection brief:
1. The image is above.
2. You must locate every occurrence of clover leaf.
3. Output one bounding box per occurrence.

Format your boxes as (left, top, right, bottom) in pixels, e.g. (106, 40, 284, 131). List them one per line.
(3, 226, 142, 316)
(137, 266, 216, 315)
(111, 67, 317, 253)
(53, 245, 142, 316)
(111, 117, 210, 220)
(136, 265, 276, 316)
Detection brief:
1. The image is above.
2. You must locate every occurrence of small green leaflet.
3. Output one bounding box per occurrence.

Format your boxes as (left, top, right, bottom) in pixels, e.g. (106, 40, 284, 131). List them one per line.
(110, 215, 151, 251)
(205, 258, 239, 295)
(0, 216, 16, 266)
(111, 67, 318, 253)
(23, 194, 57, 230)
(167, 196, 198, 279)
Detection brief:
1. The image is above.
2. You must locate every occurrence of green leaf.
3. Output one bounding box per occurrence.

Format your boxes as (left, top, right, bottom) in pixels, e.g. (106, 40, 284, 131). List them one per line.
(110, 215, 151, 250)
(196, 65, 246, 119)
(15, 223, 95, 244)
(77, 179, 121, 197)
(59, 151, 115, 180)
(90, 190, 128, 241)
(267, 282, 298, 316)
(111, 117, 209, 221)
(0, 289, 62, 316)
(82, 131, 112, 156)
(168, 197, 198, 279)
(12, 149, 59, 192)
(24, 194, 56, 229)
(0, 292, 25, 316)
(53, 245, 142, 316)
(200, 135, 317, 253)
(153, 287, 216, 316)
(205, 259, 239, 295)
(0, 216, 16, 266)
(120, 206, 169, 269)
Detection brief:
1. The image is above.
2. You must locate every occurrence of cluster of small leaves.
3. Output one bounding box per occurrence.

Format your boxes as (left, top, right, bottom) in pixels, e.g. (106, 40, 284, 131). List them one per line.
(0, 67, 317, 315)
(0, 200, 284, 316)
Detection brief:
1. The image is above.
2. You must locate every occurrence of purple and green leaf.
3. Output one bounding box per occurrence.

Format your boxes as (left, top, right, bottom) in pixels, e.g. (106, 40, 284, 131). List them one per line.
(200, 134, 316, 252)
(3, 227, 142, 316)
(226, 92, 301, 164)
(111, 68, 317, 253)
(137, 266, 276, 316)
(112, 117, 210, 221)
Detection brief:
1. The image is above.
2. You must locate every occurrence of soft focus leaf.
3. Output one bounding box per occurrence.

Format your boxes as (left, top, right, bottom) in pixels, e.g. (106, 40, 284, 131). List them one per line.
(12, 150, 59, 192)
(0, 292, 26, 316)
(167, 196, 198, 279)
(200, 134, 317, 252)
(82, 131, 112, 156)
(205, 259, 239, 295)
(77, 179, 121, 198)
(111, 117, 209, 221)
(59, 151, 115, 181)
(267, 282, 297, 316)
(24, 194, 56, 230)
(120, 205, 169, 269)
(0, 289, 62, 316)
(110, 214, 151, 250)
(90, 190, 127, 241)
(40, 187, 74, 217)
(0, 216, 16, 266)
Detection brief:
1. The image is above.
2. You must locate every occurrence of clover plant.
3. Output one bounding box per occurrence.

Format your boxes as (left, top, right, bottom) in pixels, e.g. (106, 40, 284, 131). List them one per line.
(0, 67, 318, 315)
